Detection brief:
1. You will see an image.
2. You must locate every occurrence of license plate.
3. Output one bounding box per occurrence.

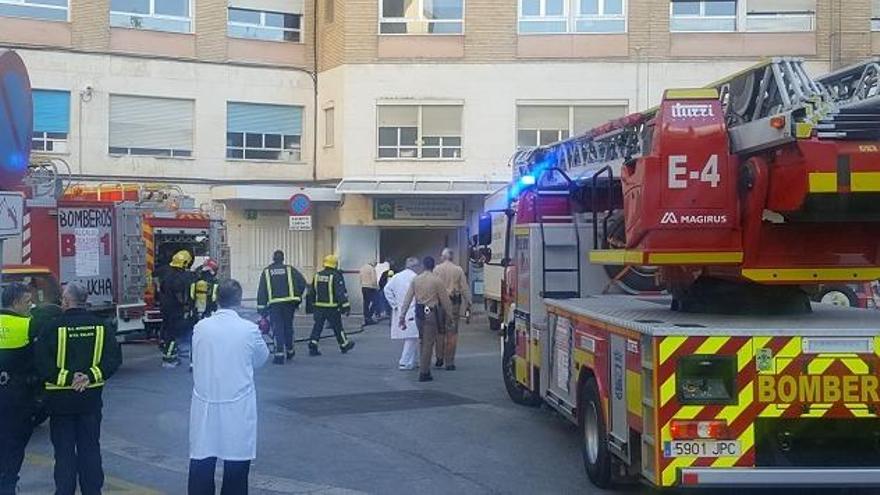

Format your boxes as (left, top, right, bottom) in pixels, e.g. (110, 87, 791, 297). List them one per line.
(664, 440, 740, 458)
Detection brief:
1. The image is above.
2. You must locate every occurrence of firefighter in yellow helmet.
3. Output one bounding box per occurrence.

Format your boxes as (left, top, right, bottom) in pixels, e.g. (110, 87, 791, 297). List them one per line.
(160, 250, 193, 367)
(308, 254, 355, 356)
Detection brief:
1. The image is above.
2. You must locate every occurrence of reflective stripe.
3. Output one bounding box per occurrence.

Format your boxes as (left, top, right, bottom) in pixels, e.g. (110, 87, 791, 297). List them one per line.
(314, 273, 338, 308)
(45, 382, 104, 391)
(55, 327, 68, 387)
(90, 326, 104, 384)
(266, 266, 300, 304)
(212, 284, 218, 301)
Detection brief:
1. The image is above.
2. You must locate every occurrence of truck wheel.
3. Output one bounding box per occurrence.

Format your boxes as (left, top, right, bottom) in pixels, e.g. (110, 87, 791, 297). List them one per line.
(502, 336, 542, 407)
(815, 285, 859, 307)
(580, 377, 612, 488)
(489, 317, 501, 331)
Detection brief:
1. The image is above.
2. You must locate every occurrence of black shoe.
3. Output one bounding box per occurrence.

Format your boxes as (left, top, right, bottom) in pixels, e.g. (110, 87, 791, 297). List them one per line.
(341, 341, 355, 354)
(445, 365, 456, 371)
(364, 319, 376, 326)
(309, 347, 322, 356)
(434, 358, 444, 369)
(418, 373, 434, 382)
(273, 355, 285, 365)
(286, 350, 295, 360)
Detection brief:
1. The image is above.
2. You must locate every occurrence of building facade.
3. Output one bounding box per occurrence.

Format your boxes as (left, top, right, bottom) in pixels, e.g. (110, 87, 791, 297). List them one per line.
(2, 0, 878, 306)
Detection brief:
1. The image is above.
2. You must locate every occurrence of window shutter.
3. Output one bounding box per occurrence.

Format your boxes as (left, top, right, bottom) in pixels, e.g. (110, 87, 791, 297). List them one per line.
(32, 90, 70, 134)
(378, 105, 418, 127)
(110, 95, 194, 151)
(421, 105, 462, 136)
(746, 0, 815, 14)
(227, 102, 302, 135)
(573, 105, 627, 134)
(228, 0, 304, 14)
(517, 106, 569, 130)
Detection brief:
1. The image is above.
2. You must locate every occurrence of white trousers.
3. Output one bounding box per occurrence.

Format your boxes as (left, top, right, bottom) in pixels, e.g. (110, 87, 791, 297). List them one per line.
(399, 338, 419, 368)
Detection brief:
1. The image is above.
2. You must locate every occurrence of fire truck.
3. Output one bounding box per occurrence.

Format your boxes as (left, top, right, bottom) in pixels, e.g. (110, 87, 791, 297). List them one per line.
(9, 163, 229, 335)
(486, 58, 880, 489)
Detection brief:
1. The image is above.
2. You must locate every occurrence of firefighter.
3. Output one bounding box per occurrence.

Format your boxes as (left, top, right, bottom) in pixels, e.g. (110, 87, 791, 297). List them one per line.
(308, 254, 355, 356)
(34, 282, 122, 495)
(257, 250, 307, 365)
(191, 258, 220, 322)
(433, 248, 472, 371)
(399, 256, 453, 382)
(160, 250, 193, 368)
(0, 283, 35, 495)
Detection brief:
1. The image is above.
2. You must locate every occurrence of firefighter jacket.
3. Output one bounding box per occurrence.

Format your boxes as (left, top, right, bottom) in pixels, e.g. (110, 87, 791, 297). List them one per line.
(191, 275, 219, 318)
(0, 310, 34, 396)
(160, 267, 192, 320)
(312, 268, 351, 311)
(257, 263, 307, 310)
(34, 308, 122, 414)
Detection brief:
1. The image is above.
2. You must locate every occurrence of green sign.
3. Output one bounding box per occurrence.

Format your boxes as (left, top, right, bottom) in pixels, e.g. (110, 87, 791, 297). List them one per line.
(245, 210, 259, 220)
(373, 198, 465, 221)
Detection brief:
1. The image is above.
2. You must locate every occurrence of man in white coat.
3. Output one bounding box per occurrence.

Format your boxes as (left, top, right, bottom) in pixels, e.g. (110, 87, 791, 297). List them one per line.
(384, 257, 420, 370)
(188, 279, 269, 495)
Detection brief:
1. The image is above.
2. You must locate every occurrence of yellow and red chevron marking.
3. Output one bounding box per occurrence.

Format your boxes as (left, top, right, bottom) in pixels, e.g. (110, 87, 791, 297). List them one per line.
(656, 335, 879, 487)
(176, 213, 208, 220)
(143, 221, 155, 303)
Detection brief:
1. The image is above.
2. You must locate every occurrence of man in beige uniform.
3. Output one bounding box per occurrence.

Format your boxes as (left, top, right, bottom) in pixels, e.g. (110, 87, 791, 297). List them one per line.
(358, 261, 378, 326)
(400, 256, 452, 382)
(434, 248, 472, 371)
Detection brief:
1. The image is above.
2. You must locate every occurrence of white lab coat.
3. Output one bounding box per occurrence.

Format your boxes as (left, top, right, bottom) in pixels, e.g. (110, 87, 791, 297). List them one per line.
(189, 309, 270, 461)
(384, 268, 418, 340)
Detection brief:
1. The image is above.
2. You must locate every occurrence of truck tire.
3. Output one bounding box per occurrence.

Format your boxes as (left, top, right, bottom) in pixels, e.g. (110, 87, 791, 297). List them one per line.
(489, 316, 501, 331)
(580, 377, 612, 488)
(815, 285, 859, 308)
(502, 336, 542, 407)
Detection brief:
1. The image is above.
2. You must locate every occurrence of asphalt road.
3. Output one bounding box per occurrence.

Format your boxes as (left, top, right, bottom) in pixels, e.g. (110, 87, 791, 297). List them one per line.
(15, 314, 875, 495)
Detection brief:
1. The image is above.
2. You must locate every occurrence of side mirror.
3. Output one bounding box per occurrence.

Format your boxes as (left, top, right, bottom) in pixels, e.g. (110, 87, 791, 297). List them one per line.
(478, 214, 492, 246)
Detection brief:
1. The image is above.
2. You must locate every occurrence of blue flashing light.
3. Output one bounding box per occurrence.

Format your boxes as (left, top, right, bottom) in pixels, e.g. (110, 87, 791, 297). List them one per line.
(519, 175, 536, 186)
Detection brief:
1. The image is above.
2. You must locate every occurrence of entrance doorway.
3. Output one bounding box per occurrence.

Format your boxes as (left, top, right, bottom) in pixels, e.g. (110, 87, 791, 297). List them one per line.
(379, 228, 460, 270)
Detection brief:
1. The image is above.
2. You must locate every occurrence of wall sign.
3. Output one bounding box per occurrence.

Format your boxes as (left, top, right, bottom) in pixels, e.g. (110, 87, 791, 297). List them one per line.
(373, 198, 464, 221)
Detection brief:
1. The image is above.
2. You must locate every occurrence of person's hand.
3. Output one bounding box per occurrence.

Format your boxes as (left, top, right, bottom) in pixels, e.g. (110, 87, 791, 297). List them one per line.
(71, 372, 90, 393)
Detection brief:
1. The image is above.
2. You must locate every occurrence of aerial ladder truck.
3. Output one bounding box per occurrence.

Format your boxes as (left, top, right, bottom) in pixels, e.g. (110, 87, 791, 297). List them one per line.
(487, 58, 880, 489)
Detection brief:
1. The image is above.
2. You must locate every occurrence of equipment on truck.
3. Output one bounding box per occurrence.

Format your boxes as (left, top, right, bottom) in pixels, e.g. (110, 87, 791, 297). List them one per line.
(10, 165, 229, 335)
(486, 57, 880, 489)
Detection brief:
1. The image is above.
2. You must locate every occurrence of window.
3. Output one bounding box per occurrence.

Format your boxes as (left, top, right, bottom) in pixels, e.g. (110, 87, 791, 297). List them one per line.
(324, 107, 335, 147)
(516, 104, 627, 149)
(32, 90, 70, 154)
(109, 95, 194, 158)
(0, 0, 67, 22)
(377, 105, 462, 159)
(519, 0, 626, 33)
(228, 6, 302, 42)
(380, 0, 464, 34)
(227, 102, 303, 161)
(110, 0, 191, 33)
(670, 1, 815, 33)
(872, 0, 879, 31)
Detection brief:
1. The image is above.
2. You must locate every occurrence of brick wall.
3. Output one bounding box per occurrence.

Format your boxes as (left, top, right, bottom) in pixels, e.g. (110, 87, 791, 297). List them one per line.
(71, 0, 110, 50)
(319, 0, 346, 70)
(195, 0, 226, 61)
(464, 0, 516, 61)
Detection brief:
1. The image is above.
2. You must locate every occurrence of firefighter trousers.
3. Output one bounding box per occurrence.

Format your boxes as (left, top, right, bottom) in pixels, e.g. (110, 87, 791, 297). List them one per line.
(309, 308, 349, 349)
(268, 302, 297, 355)
(50, 411, 103, 495)
(0, 388, 33, 495)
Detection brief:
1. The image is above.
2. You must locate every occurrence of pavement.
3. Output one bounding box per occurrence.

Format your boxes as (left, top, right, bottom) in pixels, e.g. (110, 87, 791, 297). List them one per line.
(15, 314, 874, 495)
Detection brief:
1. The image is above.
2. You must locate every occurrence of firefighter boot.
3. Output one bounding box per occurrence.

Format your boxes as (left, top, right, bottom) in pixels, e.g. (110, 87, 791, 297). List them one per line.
(308, 341, 322, 356)
(286, 349, 295, 361)
(341, 340, 355, 354)
(273, 353, 285, 365)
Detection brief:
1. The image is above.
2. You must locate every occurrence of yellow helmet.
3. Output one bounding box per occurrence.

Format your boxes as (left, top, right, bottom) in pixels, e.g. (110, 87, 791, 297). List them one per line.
(170, 250, 193, 269)
(323, 254, 339, 269)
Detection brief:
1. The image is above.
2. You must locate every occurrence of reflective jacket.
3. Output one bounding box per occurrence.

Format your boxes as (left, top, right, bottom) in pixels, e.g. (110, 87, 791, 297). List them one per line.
(257, 262, 307, 310)
(35, 308, 122, 414)
(312, 268, 350, 310)
(0, 310, 34, 393)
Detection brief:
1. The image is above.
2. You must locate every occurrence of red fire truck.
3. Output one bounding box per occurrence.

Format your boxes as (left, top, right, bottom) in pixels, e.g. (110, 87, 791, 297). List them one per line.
(487, 58, 880, 489)
(12, 169, 228, 335)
